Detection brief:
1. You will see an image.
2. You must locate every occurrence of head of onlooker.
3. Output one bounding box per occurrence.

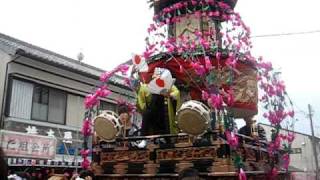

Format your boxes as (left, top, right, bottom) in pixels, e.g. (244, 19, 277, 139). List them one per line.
(178, 168, 200, 180)
(77, 170, 94, 180)
(0, 147, 8, 180)
(243, 116, 255, 127)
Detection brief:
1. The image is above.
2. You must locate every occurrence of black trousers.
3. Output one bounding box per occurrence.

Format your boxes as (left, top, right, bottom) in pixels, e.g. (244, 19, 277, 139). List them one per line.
(141, 94, 170, 136)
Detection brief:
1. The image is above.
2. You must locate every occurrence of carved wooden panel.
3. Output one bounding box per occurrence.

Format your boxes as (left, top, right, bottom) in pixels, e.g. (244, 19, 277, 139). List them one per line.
(156, 146, 217, 161)
(174, 14, 217, 45)
(233, 66, 258, 105)
(100, 150, 149, 163)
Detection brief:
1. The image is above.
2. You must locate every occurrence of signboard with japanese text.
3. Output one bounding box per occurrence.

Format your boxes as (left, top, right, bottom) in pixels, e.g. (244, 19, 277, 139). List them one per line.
(0, 130, 57, 159)
(290, 148, 302, 154)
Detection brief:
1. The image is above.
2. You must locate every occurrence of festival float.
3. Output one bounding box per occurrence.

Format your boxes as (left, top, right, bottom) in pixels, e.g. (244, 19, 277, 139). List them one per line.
(81, 0, 296, 179)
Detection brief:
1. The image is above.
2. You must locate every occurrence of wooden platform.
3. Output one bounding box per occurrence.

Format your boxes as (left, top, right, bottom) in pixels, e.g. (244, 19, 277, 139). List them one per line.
(94, 172, 288, 180)
(91, 133, 285, 179)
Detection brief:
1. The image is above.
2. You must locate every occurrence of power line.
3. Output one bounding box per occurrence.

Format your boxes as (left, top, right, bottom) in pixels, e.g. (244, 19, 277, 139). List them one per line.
(251, 29, 320, 38)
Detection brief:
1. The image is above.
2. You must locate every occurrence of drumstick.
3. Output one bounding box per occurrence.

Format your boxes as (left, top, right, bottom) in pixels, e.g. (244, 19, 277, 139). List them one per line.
(124, 120, 127, 147)
(215, 108, 218, 130)
(124, 120, 127, 137)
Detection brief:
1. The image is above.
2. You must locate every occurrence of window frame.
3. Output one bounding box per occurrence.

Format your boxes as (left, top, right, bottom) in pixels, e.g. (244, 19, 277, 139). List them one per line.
(47, 88, 67, 125)
(31, 84, 49, 122)
(8, 77, 68, 125)
(31, 83, 68, 125)
(98, 100, 118, 114)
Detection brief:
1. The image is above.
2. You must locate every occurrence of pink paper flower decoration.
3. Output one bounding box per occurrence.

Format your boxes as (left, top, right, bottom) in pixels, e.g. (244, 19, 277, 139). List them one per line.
(81, 118, 92, 137)
(205, 56, 213, 70)
(81, 157, 90, 169)
(282, 153, 290, 170)
(208, 94, 223, 110)
(239, 168, 247, 180)
(225, 130, 239, 148)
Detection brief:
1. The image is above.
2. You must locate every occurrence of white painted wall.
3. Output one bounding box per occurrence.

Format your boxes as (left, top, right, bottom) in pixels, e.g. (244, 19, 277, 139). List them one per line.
(261, 124, 320, 173)
(8, 57, 134, 101)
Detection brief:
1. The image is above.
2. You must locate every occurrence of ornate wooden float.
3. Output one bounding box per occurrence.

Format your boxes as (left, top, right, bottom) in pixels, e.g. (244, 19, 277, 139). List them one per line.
(91, 132, 287, 179)
(86, 0, 293, 179)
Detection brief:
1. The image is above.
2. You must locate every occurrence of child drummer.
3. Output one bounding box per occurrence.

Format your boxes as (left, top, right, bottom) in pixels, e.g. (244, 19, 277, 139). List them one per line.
(118, 103, 137, 137)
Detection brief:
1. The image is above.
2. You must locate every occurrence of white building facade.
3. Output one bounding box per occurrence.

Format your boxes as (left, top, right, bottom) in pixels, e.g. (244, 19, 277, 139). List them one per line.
(0, 33, 134, 168)
(260, 123, 319, 179)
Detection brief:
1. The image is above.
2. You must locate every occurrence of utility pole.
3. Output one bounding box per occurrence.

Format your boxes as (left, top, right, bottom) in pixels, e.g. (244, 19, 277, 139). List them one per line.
(308, 104, 319, 179)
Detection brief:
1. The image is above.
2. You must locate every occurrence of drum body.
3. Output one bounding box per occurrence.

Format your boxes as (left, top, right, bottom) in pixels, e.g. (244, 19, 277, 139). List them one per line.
(176, 100, 211, 136)
(94, 111, 122, 142)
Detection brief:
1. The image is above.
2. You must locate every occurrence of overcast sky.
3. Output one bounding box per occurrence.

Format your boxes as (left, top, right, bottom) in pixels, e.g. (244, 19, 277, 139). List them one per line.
(0, 0, 319, 136)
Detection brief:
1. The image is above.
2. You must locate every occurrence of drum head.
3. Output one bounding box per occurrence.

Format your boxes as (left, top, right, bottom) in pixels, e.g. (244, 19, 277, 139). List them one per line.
(177, 109, 208, 136)
(94, 116, 117, 141)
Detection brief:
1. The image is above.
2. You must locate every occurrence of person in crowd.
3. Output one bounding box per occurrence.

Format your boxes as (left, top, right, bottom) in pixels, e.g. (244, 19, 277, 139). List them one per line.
(178, 168, 200, 180)
(76, 170, 94, 180)
(48, 175, 65, 180)
(0, 147, 8, 180)
(238, 116, 267, 141)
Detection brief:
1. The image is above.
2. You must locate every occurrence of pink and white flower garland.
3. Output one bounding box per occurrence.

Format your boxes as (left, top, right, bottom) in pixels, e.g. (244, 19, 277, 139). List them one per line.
(80, 64, 130, 169)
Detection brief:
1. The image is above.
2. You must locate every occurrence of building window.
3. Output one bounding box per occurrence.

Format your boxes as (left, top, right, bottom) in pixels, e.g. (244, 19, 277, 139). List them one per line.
(47, 89, 67, 124)
(99, 101, 117, 113)
(32, 85, 49, 121)
(32, 84, 67, 124)
(8, 79, 34, 119)
(9, 79, 67, 124)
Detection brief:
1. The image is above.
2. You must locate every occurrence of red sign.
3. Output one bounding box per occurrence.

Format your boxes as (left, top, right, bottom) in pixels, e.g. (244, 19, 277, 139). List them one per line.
(0, 130, 57, 159)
